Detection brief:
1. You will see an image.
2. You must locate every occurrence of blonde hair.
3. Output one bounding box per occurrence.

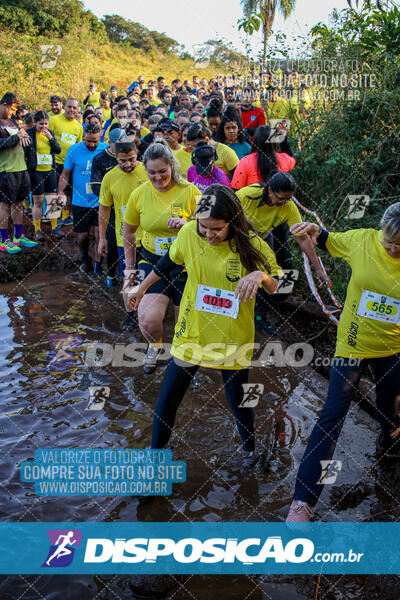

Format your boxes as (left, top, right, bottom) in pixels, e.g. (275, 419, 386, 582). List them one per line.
(143, 139, 188, 187)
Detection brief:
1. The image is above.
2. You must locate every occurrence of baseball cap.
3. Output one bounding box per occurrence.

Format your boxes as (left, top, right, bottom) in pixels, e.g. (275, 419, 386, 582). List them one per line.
(157, 118, 180, 133)
(108, 128, 127, 143)
(50, 95, 62, 103)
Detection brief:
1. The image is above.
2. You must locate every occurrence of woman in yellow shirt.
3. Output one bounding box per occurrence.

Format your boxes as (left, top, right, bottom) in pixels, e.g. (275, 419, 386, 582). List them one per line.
(287, 203, 400, 522)
(24, 110, 61, 240)
(123, 140, 200, 374)
(129, 185, 281, 467)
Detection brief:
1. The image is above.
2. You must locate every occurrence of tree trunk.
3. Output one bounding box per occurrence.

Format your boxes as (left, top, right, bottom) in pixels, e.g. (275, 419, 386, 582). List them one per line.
(261, 0, 276, 68)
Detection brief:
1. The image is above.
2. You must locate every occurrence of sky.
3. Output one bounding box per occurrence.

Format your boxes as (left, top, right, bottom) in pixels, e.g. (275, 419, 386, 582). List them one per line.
(83, 0, 351, 56)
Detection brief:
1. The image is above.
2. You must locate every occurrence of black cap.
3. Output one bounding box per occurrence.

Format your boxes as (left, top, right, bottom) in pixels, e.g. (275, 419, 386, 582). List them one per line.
(157, 118, 180, 133)
(50, 95, 62, 103)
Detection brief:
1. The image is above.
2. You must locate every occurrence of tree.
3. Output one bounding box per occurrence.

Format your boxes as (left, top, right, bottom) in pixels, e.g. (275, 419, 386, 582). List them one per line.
(239, 0, 296, 67)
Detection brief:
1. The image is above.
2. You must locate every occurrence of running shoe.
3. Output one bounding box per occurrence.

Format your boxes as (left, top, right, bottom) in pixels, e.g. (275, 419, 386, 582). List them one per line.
(241, 450, 260, 469)
(59, 216, 73, 227)
(0, 239, 21, 254)
(104, 276, 116, 288)
(13, 235, 38, 248)
(51, 227, 64, 239)
(286, 500, 313, 523)
(143, 345, 160, 374)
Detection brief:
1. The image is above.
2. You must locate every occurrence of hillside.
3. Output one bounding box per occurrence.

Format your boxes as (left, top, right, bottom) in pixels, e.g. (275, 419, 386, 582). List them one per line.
(0, 25, 218, 107)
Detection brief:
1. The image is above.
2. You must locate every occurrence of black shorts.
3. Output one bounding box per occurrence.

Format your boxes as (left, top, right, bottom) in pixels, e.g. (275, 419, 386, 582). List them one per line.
(138, 256, 186, 306)
(0, 170, 30, 205)
(30, 170, 58, 196)
(72, 205, 99, 233)
(55, 162, 72, 194)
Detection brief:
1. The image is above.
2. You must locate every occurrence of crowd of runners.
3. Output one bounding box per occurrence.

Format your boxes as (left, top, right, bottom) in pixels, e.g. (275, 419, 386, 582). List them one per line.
(1, 73, 399, 523)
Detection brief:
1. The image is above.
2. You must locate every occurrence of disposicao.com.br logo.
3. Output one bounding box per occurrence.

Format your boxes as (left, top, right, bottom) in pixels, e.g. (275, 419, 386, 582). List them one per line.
(42, 529, 82, 567)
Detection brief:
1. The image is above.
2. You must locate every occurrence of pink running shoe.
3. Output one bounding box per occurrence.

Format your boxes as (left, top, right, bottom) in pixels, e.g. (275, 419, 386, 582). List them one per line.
(286, 500, 313, 523)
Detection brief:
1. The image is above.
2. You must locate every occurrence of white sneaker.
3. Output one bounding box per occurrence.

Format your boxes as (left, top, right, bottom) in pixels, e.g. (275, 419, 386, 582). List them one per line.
(286, 500, 313, 523)
(144, 345, 160, 374)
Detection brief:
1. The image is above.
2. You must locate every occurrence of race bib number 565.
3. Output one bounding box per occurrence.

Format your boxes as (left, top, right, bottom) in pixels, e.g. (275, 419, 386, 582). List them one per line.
(357, 289, 400, 324)
(194, 285, 239, 319)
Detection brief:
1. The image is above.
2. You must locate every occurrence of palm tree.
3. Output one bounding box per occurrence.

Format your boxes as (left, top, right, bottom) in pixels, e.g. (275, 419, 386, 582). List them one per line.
(240, 0, 297, 67)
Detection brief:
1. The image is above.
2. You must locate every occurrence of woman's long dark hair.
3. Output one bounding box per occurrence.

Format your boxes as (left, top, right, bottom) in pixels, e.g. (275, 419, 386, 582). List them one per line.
(195, 184, 271, 273)
(252, 125, 277, 182)
(214, 104, 246, 144)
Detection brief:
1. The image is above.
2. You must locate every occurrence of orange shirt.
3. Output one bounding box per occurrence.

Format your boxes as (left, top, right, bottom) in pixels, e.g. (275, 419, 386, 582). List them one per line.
(231, 152, 296, 189)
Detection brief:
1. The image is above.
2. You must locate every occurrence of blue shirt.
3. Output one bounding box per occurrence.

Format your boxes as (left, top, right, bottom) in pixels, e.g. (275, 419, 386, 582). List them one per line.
(64, 142, 107, 207)
(227, 141, 252, 160)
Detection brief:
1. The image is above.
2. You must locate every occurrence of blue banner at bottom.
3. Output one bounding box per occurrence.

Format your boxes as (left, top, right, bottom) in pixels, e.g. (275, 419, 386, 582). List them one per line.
(0, 522, 398, 574)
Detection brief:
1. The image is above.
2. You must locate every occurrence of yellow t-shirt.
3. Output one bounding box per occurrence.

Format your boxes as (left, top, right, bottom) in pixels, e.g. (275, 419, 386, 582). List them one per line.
(169, 220, 282, 369)
(99, 163, 148, 247)
(140, 127, 150, 138)
(124, 181, 201, 255)
(215, 142, 239, 177)
(326, 228, 400, 358)
(85, 92, 101, 107)
(49, 114, 83, 164)
(173, 147, 192, 177)
(236, 184, 302, 234)
(35, 132, 53, 172)
(263, 98, 291, 121)
(102, 108, 112, 122)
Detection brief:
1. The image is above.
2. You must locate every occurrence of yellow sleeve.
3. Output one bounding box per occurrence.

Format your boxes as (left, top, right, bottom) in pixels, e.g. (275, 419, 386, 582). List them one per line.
(326, 229, 366, 261)
(252, 235, 282, 278)
(76, 124, 83, 143)
(99, 174, 112, 207)
(285, 201, 303, 229)
(168, 224, 187, 265)
(49, 116, 55, 132)
(222, 144, 239, 171)
(123, 188, 141, 228)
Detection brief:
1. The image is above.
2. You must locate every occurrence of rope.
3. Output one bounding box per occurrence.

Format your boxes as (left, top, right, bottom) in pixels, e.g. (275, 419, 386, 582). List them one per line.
(292, 196, 342, 325)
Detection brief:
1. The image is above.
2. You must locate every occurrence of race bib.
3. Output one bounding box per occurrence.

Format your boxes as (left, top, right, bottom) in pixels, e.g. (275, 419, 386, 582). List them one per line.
(154, 236, 176, 256)
(61, 132, 77, 144)
(357, 289, 400, 324)
(37, 154, 52, 165)
(86, 182, 93, 194)
(194, 284, 239, 319)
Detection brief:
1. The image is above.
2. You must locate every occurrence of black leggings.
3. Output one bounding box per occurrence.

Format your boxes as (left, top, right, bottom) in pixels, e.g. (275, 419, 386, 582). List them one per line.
(151, 358, 255, 451)
(106, 207, 118, 277)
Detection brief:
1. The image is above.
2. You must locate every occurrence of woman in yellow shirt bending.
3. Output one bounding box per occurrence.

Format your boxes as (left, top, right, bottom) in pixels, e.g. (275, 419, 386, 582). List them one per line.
(129, 185, 281, 468)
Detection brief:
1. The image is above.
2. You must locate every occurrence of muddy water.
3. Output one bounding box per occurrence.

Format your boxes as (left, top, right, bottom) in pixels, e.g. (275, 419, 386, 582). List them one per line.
(0, 271, 398, 599)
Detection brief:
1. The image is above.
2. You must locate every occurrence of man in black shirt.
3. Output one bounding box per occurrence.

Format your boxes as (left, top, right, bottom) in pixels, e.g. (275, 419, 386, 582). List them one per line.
(91, 128, 125, 287)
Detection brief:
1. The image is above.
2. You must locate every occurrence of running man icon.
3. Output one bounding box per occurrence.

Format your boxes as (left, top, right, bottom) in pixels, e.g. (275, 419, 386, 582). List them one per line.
(46, 531, 77, 565)
(42, 529, 82, 567)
